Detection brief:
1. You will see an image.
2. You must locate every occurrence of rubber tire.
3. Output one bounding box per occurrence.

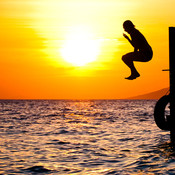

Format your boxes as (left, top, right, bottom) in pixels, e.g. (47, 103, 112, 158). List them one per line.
(154, 95, 170, 131)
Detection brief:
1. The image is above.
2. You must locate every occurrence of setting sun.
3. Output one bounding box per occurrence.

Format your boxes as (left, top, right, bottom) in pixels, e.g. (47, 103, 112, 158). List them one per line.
(60, 26, 100, 66)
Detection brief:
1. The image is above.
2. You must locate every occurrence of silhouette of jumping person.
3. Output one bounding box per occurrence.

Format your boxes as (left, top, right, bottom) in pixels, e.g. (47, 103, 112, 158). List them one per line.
(122, 20, 153, 80)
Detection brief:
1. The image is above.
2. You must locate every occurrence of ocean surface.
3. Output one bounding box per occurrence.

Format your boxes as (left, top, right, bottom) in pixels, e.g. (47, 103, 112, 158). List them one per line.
(0, 100, 175, 175)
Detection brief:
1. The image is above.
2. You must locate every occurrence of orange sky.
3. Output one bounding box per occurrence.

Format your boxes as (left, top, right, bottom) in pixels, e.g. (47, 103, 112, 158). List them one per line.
(0, 0, 174, 99)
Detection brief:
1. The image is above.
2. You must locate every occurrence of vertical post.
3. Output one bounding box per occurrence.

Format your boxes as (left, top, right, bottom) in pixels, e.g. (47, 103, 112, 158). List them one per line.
(169, 27, 175, 146)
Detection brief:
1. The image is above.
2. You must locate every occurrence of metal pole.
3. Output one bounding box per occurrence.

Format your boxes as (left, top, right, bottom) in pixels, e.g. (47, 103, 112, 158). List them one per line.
(169, 27, 175, 146)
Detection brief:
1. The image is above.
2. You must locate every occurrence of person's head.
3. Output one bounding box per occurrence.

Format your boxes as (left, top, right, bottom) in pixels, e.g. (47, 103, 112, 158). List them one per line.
(123, 20, 135, 33)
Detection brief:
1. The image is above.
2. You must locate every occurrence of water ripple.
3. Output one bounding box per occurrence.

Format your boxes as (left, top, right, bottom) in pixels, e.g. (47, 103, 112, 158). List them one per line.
(0, 100, 174, 174)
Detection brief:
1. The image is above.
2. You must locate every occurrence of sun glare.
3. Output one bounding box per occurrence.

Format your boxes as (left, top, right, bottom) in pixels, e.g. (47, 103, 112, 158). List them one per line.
(60, 27, 100, 67)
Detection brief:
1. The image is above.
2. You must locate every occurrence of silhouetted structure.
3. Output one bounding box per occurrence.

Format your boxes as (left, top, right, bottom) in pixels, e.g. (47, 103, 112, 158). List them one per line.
(122, 20, 153, 80)
(169, 27, 175, 145)
(154, 27, 175, 147)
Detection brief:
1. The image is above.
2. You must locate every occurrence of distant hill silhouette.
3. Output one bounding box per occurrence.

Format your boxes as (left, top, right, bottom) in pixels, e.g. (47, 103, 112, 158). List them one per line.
(128, 88, 169, 99)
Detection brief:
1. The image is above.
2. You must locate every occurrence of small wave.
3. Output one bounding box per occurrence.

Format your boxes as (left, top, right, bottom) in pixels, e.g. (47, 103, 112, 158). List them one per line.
(45, 113, 58, 117)
(50, 139, 70, 145)
(119, 138, 134, 142)
(58, 129, 69, 134)
(24, 165, 52, 173)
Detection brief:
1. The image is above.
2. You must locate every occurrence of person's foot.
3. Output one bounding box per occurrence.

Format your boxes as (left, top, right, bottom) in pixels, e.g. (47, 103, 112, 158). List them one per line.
(125, 73, 140, 80)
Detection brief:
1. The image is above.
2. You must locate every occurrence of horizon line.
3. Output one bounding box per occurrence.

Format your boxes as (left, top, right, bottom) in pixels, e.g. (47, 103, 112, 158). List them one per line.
(0, 98, 158, 101)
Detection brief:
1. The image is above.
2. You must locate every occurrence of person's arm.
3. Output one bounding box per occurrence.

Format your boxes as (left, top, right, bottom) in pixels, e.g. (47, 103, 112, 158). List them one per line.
(123, 33, 135, 48)
(123, 33, 138, 52)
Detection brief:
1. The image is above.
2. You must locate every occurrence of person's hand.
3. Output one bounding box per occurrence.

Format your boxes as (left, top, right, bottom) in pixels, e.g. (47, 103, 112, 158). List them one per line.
(123, 33, 129, 40)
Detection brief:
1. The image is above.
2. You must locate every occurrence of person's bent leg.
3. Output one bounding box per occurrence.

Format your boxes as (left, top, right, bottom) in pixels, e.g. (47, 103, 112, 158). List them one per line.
(122, 52, 140, 79)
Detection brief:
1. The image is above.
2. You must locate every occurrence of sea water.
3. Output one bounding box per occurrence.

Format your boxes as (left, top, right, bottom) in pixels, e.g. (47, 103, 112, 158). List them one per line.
(0, 100, 174, 174)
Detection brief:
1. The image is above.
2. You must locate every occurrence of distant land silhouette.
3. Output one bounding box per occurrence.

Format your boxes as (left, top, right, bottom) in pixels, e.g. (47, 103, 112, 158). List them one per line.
(128, 88, 169, 99)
